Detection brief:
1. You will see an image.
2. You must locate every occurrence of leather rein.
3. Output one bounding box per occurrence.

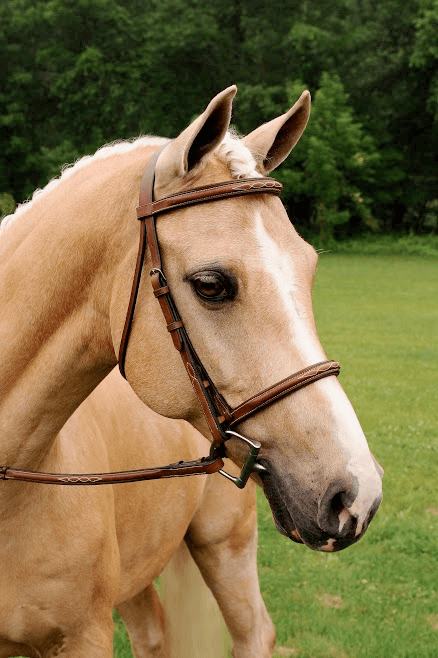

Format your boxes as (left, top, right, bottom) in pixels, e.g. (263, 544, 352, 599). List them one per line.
(1, 144, 340, 488)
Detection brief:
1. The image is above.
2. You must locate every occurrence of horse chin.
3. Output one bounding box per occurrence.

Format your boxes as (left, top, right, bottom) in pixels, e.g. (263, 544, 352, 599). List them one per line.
(259, 461, 305, 543)
(271, 513, 303, 543)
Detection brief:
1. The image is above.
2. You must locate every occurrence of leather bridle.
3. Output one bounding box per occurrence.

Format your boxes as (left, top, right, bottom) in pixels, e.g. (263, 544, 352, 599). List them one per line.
(1, 144, 340, 487)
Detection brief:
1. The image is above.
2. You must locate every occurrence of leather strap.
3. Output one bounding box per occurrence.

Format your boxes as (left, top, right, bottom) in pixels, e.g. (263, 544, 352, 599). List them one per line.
(118, 145, 285, 450)
(146, 225, 232, 447)
(119, 144, 168, 378)
(229, 361, 341, 426)
(119, 144, 341, 452)
(136, 178, 283, 220)
(0, 455, 224, 485)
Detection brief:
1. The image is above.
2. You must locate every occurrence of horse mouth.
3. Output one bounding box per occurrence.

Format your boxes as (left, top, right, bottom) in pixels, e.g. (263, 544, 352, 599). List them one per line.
(257, 460, 304, 543)
(257, 460, 358, 552)
(270, 506, 303, 543)
(290, 529, 304, 542)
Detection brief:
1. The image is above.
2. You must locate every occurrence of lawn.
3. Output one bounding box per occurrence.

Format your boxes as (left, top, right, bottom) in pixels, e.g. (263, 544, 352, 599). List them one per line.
(114, 254, 438, 657)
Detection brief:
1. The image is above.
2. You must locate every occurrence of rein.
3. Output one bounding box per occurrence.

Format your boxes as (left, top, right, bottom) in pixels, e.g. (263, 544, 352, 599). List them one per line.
(0, 144, 340, 488)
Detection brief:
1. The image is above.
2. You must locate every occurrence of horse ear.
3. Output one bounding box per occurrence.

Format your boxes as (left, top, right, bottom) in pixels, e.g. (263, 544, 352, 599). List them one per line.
(155, 86, 237, 187)
(242, 90, 311, 175)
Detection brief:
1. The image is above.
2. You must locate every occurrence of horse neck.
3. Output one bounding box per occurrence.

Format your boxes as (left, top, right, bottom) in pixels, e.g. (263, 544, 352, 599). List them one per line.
(0, 145, 152, 472)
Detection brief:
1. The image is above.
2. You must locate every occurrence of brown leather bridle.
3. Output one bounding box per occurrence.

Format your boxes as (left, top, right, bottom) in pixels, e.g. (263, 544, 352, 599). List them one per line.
(1, 144, 340, 487)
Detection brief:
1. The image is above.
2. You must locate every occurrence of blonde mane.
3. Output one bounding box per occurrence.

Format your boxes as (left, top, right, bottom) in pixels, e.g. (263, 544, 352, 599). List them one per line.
(0, 132, 258, 237)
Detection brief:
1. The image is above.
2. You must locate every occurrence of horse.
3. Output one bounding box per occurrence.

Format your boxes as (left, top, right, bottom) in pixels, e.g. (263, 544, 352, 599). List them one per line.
(0, 85, 383, 657)
(61, 370, 275, 658)
(0, 366, 271, 657)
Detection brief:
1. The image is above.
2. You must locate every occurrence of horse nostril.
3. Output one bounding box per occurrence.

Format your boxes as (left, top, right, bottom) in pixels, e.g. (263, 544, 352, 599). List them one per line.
(330, 491, 345, 516)
(328, 491, 355, 534)
(318, 485, 357, 536)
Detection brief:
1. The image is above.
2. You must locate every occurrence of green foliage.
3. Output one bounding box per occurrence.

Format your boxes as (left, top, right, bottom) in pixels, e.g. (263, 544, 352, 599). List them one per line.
(0, 192, 15, 219)
(411, 0, 438, 121)
(113, 610, 132, 657)
(233, 84, 287, 134)
(277, 74, 380, 240)
(0, 0, 144, 197)
(1, 0, 438, 235)
(321, 232, 438, 257)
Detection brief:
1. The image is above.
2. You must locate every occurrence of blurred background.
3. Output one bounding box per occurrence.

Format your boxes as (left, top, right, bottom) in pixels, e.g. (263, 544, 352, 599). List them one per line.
(1, 0, 438, 247)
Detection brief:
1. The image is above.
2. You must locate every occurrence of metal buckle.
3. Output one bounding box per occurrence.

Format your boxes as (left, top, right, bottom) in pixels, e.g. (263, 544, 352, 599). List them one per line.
(218, 430, 267, 489)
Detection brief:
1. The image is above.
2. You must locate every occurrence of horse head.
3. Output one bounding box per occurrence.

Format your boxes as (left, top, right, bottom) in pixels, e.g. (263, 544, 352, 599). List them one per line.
(114, 86, 383, 552)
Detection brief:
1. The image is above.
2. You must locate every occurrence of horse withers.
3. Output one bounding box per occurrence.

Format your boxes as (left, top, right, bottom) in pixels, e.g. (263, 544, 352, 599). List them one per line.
(0, 85, 382, 656)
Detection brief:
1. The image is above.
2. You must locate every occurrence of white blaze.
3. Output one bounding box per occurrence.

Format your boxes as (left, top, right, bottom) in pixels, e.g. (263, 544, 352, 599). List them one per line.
(253, 212, 325, 365)
(253, 212, 382, 538)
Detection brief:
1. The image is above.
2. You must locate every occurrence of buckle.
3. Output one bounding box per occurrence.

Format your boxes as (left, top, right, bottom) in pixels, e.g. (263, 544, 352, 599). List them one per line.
(218, 430, 267, 489)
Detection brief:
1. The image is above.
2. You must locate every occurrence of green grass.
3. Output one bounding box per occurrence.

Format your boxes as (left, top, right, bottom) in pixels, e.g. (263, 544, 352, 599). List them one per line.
(258, 254, 438, 658)
(113, 254, 438, 657)
(315, 233, 438, 258)
(113, 610, 132, 658)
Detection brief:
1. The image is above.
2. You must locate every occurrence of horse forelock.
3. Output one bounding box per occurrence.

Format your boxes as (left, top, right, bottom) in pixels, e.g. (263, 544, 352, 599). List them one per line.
(0, 132, 257, 239)
(215, 132, 260, 179)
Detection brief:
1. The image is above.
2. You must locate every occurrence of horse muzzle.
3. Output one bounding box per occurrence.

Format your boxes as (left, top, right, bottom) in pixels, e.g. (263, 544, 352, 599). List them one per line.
(258, 461, 382, 552)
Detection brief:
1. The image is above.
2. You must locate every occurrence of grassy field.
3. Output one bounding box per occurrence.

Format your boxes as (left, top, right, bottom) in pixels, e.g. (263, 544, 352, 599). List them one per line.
(257, 254, 438, 658)
(113, 254, 438, 657)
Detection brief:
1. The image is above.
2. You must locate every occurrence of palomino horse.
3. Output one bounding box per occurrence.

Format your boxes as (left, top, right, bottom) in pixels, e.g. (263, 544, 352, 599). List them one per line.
(0, 367, 271, 657)
(0, 85, 383, 656)
(64, 371, 275, 657)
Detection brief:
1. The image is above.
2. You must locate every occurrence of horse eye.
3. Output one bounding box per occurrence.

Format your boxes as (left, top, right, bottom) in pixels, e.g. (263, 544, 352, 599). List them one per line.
(190, 271, 233, 302)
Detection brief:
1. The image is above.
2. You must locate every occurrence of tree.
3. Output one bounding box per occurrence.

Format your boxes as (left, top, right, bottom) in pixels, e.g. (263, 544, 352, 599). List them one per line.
(411, 0, 438, 123)
(1, 0, 437, 235)
(275, 74, 380, 242)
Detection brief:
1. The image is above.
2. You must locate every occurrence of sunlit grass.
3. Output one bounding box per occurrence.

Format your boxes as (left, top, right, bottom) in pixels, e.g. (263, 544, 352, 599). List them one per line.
(113, 254, 438, 657)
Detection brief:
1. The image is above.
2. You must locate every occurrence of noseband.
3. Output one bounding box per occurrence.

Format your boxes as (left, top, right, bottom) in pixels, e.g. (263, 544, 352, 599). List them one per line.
(0, 144, 340, 487)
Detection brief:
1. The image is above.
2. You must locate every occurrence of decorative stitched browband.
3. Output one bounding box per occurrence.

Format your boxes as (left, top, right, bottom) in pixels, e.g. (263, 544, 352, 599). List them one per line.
(0, 144, 340, 487)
